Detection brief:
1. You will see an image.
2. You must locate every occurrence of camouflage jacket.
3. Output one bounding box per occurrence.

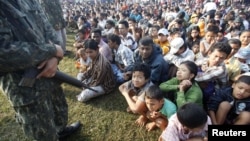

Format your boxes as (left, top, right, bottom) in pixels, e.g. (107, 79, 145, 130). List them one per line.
(39, 0, 66, 30)
(0, 0, 59, 72)
(0, 0, 60, 106)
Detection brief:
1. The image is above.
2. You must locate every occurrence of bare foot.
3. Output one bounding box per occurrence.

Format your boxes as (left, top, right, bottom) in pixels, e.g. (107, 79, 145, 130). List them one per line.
(146, 122, 156, 131)
(135, 115, 148, 126)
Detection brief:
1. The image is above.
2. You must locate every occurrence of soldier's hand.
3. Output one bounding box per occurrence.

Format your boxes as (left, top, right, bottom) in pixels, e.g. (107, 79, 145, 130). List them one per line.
(36, 57, 58, 78)
(49, 41, 64, 59)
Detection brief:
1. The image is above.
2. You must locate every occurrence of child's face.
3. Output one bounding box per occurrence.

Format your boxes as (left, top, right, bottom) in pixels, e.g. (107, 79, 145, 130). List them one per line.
(158, 34, 168, 42)
(208, 49, 228, 67)
(240, 31, 250, 47)
(78, 32, 85, 40)
(145, 98, 164, 112)
(216, 32, 224, 42)
(205, 31, 216, 43)
(80, 52, 87, 60)
(107, 40, 115, 49)
(192, 44, 199, 54)
(191, 29, 199, 38)
(85, 48, 98, 60)
(150, 27, 158, 37)
(173, 32, 181, 38)
(132, 71, 148, 88)
(228, 43, 241, 59)
(232, 82, 250, 100)
(176, 64, 194, 81)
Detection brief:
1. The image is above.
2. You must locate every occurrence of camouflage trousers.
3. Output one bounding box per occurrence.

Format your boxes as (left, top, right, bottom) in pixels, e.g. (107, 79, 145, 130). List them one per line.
(14, 84, 68, 141)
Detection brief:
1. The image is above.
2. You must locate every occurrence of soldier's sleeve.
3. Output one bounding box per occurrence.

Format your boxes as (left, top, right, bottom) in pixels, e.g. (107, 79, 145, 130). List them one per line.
(0, 17, 57, 73)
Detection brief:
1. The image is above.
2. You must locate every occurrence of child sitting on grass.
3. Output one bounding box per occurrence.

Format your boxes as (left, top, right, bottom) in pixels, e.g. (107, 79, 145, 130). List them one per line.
(207, 75, 250, 125)
(119, 63, 154, 125)
(75, 48, 91, 80)
(144, 85, 176, 131)
(73, 27, 90, 59)
(159, 103, 211, 141)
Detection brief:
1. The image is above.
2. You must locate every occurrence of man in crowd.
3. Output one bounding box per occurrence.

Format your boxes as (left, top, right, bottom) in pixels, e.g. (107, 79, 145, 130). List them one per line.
(125, 36, 169, 85)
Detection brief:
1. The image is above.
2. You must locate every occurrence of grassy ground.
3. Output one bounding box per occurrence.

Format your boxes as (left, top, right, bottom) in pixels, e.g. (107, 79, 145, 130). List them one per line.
(0, 32, 162, 141)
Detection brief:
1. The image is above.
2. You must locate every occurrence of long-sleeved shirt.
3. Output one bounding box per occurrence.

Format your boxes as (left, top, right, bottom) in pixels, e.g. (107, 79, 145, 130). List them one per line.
(159, 77, 203, 108)
(195, 58, 229, 89)
(164, 48, 195, 67)
(114, 44, 134, 67)
(0, 0, 59, 106)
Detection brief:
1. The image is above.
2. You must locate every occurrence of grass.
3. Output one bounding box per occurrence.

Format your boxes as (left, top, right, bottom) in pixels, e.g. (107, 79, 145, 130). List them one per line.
(0, 32, 162, 141)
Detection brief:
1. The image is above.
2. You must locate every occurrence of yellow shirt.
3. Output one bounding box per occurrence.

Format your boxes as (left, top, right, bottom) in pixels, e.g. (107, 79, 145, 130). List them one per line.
(198, 21, 205, 38)
(154, 39, 170, 55)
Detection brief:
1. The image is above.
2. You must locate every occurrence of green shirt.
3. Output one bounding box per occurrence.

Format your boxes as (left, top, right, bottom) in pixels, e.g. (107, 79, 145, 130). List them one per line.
(159, 77, 203, 109)
(159, 98, 177, 119)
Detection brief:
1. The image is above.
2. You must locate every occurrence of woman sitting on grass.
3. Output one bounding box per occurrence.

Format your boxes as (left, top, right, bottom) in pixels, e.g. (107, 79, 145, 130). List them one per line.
(159, 61, 203, 109)
(76, 39, 116, 102)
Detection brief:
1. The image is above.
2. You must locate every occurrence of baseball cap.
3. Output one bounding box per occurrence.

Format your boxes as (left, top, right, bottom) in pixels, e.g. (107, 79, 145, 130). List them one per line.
(170, 37, 184, 54)
(191, 14, 198, 18)
(234, 48, 250, 60)
(158, 28, 169, 36)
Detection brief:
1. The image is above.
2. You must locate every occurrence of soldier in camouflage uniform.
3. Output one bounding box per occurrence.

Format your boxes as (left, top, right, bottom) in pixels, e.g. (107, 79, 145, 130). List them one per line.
(0, 0, 80, 140)
(39, 0, 67, 54)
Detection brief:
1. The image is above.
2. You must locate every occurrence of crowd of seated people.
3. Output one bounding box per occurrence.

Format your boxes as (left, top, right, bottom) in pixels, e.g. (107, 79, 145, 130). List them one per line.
(62, 0, 250, 140)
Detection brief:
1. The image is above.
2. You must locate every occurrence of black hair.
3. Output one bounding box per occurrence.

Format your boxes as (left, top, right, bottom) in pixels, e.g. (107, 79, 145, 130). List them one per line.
(151, 25, 161, 31)
(228, 38, 241, 47)
(80, 16, 87, 22)
(145, 85, 164, 100)
(177, 11, 185, 19)
(210, 42, 232, 56)
(139, 36, 154, 46)
(132, 63, 151, 80)
(84, 39, 99, 50)
(239, 29, 250, 37)
(92, 18, 99, 24)
(206, 25, 219, 34)
(207, 10, 215, 19)
(175, 19, 183, 25)
(187, 26, 201, 42)
(169, 27, 180, 35)
(218, 28, 225, 34)
(78, 27, 88, 34)
(180, 61, 198, 82)
(107, 34, 121, 45)
(177, 103, 207, 129)
(118, 20, 129, 28)
(235, 75, 250, 85)
(91, 28, 102, 35)
(190, 26, 200, 32)
(128, 17, 136, 23)
(106, 20, 115, 27)
(215, 11, 222, 18)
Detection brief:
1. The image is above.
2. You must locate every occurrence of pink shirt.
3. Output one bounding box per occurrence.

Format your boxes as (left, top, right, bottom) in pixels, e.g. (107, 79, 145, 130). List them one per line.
(160, 114, 211, 141)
